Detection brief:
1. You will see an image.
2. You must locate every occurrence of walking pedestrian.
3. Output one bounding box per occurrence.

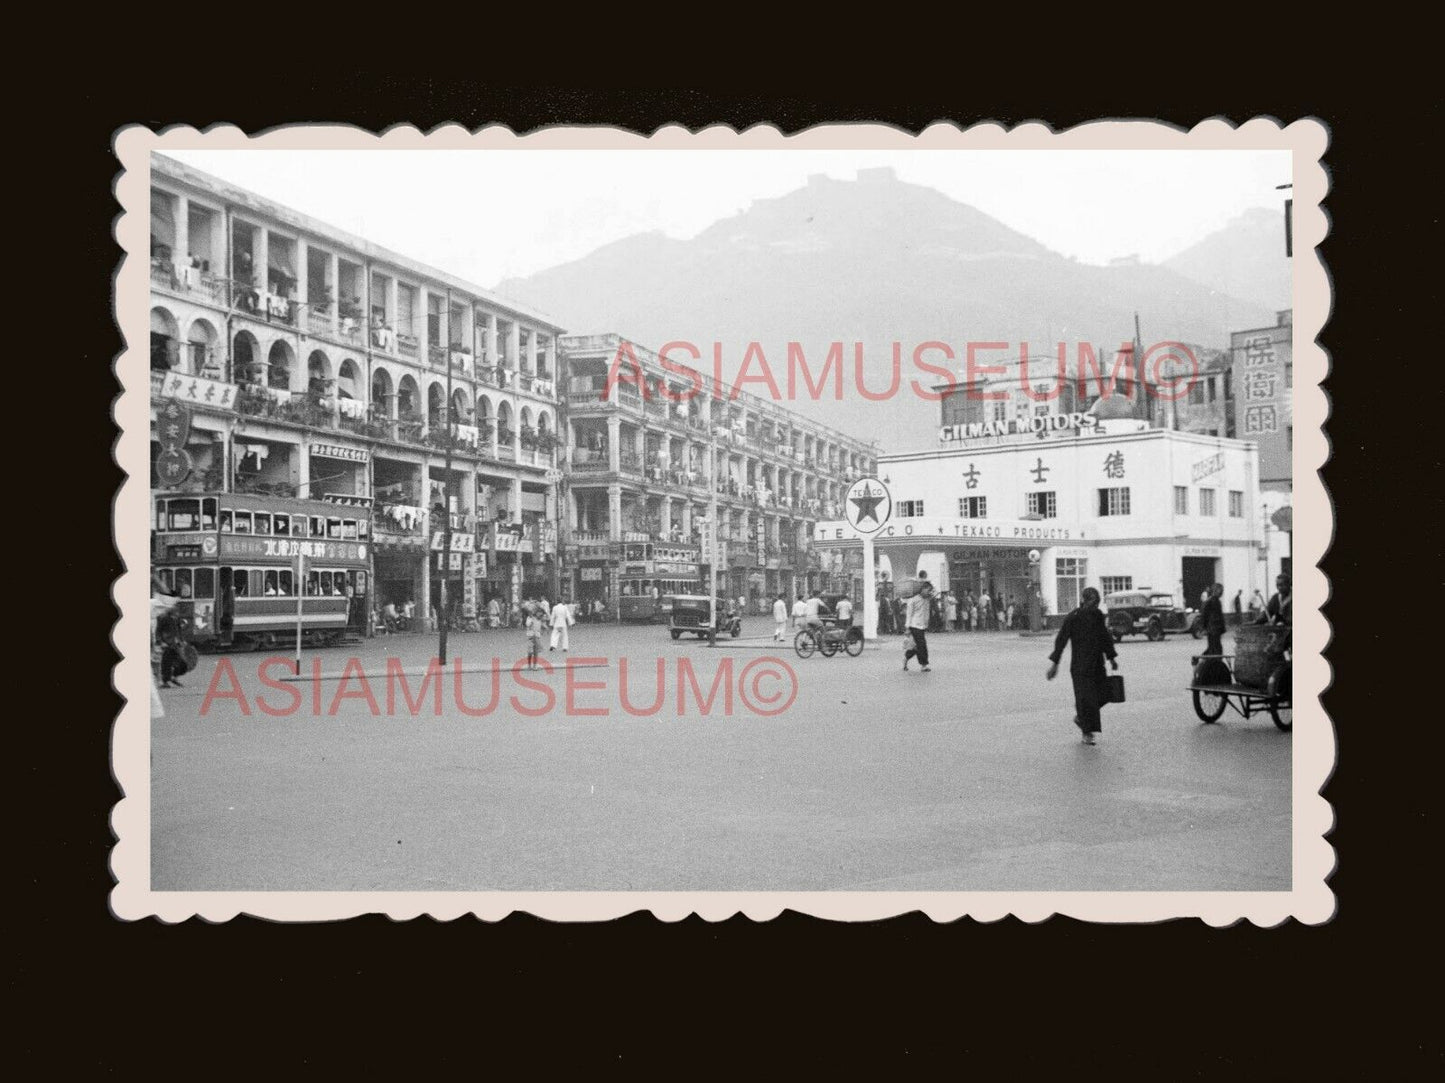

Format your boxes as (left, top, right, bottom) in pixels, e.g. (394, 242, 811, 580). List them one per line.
(1046, 586, 1119, 745)
(524, 604, 544, 670)
(772, 593, 788, 642)
(1232, 589, 1243, 622)
(1201, 582, 1226, 657)
(902, 572, 934, 672)
(979, 590, 993, 632)
(791, 594, 807, 631)
(549, 596, 575, 652)
(835, 594, 854, 628)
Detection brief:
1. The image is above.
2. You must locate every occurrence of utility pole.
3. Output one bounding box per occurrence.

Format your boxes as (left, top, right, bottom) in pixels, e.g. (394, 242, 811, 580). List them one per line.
(439, 288, 454, 664)
(1276, 183, 1293, 257)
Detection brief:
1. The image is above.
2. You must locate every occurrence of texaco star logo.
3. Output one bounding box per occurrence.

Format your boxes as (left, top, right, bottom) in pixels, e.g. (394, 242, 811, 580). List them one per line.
(844, 477, 892, 534)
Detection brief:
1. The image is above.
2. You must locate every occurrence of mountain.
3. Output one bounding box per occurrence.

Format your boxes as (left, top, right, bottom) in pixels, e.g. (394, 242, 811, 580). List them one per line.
(1162, 207, 1292, 313)
(493, 169, 1278, 451)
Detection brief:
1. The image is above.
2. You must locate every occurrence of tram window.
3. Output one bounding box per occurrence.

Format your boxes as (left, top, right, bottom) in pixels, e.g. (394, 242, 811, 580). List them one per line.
(157, 569, 173, 592)
(263, 570, 280, 596)
(254, 513, 272, 536)
(219, 508, 233, 533)
(319, 571, 333, 595)
(327, 518, 342, 539)
(293, 515, 307, 537)
(354, 571, 367, 594)
(274, 514, 290, 537)
(174, 568, 193, 598)
(155, 500, 166, 532)
(341, 519, 358, 540)
(201, 498, 217, 529)
(232, 569, 249, 597)
(306, 570, 319, 595)
(278, 570, 293, 596)
(309, 516, 324, 538)
(168, 498, 201, 531)
(356, 519, 369, 538)
(233, 512, 252, 535)
(193, 568, 215, 600)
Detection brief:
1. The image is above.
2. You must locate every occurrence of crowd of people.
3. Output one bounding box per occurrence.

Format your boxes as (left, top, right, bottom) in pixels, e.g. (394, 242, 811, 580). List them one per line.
(874, 585, 1041, 635)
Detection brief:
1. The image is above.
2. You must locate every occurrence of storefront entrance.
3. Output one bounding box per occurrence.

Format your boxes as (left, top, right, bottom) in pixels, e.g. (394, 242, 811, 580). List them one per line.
(1181, 555, 1219, 609)
(949, 546, 1033, 623)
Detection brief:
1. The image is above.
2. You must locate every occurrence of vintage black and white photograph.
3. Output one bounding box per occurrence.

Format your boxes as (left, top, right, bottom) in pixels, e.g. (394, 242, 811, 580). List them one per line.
(114, 122, 1330, 921)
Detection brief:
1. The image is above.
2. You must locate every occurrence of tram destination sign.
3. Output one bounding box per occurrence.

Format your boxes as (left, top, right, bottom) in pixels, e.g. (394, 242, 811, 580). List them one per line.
(219, 536, 367, 562)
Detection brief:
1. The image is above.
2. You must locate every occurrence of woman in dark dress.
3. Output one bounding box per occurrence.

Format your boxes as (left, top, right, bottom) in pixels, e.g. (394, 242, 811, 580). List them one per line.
(1046, 587, 1119, 745)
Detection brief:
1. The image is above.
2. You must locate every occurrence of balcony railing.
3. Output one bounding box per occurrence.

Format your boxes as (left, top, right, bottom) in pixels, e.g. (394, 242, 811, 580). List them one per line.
(150, 258, 228, 306)
(428, 344, 448, 367)
(397, 333, 419, 358)
(571, 449, 610, 471)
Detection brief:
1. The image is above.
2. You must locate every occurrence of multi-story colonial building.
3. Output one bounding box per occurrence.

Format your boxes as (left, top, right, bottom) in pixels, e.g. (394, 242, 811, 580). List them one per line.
(149, 155, 567, 629)
(558, 334, 879, 613)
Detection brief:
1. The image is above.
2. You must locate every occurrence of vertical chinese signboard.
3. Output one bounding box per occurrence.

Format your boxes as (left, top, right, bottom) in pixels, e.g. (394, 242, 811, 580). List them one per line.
(155, 398, 194, 487)
(1231, 319, 1292, 488)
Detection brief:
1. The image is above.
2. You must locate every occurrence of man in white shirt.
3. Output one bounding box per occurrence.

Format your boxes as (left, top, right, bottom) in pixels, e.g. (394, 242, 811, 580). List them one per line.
(549, 597, 575, 652)
(903, 573, 935, 672)
(772, 594, 788, 641)
(835, 595, 854, 626)
(791, 595, 807, 630)
(804, 592, 829, 629)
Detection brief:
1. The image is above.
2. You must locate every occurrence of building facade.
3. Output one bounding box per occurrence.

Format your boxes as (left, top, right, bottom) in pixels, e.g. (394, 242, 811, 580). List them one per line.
(559, 334, 879, 613)
(816, 356, 1267, 623)
(149, 155, 567, 629)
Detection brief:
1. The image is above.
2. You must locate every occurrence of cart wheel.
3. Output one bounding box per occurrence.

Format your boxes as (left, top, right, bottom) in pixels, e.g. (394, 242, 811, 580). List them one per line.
(844, 630, 864, 657)
(1192, 688, 1227, 723)
(1267, 664, 1292, 732)
(793, 629, 816, 659)
(1191, 622, 1204, 640)
(731, 622, 741, 638)
(670, 630, 681, 640)
(1146, 619, 1164, 642)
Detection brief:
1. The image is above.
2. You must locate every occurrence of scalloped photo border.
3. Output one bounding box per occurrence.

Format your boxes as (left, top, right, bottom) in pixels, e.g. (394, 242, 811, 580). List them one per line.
(112, 119, 1332, 924)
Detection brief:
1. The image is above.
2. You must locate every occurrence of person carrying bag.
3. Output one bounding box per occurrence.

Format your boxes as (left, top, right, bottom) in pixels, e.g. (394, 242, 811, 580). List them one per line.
(1046, 586, 1120, 745)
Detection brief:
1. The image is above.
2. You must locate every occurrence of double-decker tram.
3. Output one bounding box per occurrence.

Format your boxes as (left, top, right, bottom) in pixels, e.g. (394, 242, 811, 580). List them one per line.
(153, 492, 372, 650)
(617, 540, 703, 622)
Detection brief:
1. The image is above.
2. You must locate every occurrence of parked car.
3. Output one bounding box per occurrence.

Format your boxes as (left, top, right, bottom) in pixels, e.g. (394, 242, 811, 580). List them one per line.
(668, 595, 742, 641)
(1103, 589, 1197, 642)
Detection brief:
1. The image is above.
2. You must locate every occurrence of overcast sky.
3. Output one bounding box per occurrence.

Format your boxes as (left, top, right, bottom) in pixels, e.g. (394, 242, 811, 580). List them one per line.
(163, 148, 1289, 285)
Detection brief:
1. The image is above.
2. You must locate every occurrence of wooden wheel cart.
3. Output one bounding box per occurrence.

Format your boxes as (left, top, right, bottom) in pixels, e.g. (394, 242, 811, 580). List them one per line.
(1187, 624, 1292, 732)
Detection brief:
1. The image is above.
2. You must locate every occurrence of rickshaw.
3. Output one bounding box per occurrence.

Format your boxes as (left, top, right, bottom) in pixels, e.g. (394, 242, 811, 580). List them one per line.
(793, 614, 864, 659)
(1187, 623, 1292, 731)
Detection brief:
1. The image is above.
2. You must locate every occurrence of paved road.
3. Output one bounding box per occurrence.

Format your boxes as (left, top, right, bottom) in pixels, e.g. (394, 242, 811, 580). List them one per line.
(150, 624, 1291, 891)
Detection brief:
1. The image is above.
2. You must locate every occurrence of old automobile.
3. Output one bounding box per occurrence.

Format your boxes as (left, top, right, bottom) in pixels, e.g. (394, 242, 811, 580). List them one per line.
(1103, 589, 1197, 642)
(668, 595, 742, 641)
